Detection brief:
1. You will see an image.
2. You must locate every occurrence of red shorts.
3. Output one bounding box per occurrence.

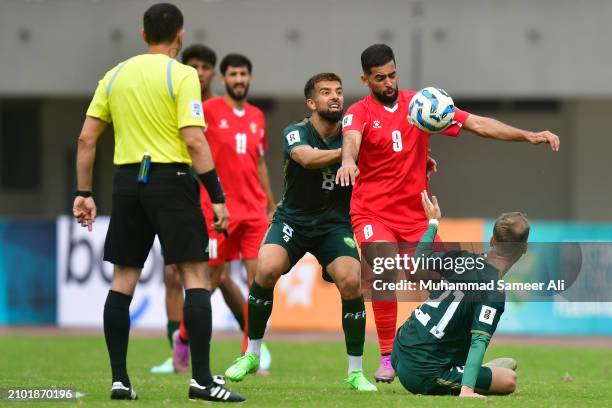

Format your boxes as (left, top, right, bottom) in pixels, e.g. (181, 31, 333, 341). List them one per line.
(207, 217, 269, 266)
(352, 216, 441, 247)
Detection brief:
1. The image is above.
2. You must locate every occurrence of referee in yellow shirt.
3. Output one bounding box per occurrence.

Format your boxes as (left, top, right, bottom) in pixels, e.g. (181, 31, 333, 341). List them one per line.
(72, 3, 244, 403)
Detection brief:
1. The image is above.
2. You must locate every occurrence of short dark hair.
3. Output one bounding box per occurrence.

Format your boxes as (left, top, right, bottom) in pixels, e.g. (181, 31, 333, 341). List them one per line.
(493, 212, 530, 243)
(143, 3, 183, 44)
(304, 73, 342, 99)
(220, 54, 252, 75)
(361, 43, 396, 74)
(181, 44, 217, 67)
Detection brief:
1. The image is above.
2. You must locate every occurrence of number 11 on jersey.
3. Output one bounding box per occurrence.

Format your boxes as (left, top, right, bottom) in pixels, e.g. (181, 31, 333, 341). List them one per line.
(235, 133, 247, 154)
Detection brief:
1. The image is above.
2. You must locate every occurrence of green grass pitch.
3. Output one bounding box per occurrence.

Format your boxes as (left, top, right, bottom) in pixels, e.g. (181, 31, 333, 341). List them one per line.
(1, 335, 610, 407)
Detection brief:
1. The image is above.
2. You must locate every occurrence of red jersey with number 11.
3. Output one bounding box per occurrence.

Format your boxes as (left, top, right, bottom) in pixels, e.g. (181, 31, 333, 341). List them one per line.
(342, 90, 470, 231)
(201, 97, 268, 222)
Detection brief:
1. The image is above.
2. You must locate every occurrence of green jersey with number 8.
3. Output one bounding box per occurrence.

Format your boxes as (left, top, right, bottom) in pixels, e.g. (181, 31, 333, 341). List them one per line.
(393, 251, 505, 375)
(275, 118, 350, 229)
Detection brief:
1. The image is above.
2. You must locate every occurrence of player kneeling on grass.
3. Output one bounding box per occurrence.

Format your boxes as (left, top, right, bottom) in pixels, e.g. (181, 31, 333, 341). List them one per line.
(391, 191, 522, 397)
(224, 73, 377, 391)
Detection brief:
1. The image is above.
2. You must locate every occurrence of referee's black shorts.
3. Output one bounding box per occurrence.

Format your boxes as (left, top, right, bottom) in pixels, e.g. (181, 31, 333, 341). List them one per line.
(104, 163, 209, 267)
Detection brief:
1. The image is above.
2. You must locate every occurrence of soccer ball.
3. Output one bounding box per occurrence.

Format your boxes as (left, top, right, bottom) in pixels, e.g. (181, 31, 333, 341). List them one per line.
(408, 87, 455, 133)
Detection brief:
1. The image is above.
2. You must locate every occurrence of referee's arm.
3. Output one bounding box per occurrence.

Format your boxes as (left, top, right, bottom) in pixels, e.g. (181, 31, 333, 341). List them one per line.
(74, 116, 107, 230)
(181, 126, 215, 173)
(181, 126, 230, 231)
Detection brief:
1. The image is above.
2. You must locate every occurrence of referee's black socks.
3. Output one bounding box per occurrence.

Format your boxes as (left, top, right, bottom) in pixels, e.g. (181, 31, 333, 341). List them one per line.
(103, 290, 132, 387)
(184, 288, 213, 386)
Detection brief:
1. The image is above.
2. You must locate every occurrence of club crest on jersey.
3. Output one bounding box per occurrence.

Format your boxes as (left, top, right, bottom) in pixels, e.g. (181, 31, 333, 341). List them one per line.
(343, 237, 356, 248)
(220, 119, 229, 129)
(250, 122, 258, 133)
(342, 114, 353, 128)
(373, 120, 382, 129)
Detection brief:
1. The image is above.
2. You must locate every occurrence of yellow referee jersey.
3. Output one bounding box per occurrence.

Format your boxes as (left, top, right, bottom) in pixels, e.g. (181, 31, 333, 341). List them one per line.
(86, 53, 206, 165)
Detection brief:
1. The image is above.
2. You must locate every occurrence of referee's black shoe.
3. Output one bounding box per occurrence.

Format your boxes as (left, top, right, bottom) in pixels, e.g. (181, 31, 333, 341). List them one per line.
(110, 382, 138, 400)
(188, 376, 245, 402)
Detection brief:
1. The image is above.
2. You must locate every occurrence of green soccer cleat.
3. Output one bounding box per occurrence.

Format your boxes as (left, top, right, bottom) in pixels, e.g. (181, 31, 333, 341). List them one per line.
(225, 352, 260, 382)
(150, 357, 174, 374)
(484, 357, 517, 371)
(346, 370, 378, 392)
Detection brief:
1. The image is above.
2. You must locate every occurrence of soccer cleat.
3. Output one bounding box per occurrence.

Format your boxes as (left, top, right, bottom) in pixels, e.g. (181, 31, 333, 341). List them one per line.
(110, 382, 138, 400)
(374, 355, 396, 383)
(484, 357, 518, 371)
(188, 376, 246, 402)
(225, 352, 259, 382)
(172, 331, 189, 373)
(257, 342, 272, 375)
(347, 370, 378, 391)
(150, 357, 174, 374)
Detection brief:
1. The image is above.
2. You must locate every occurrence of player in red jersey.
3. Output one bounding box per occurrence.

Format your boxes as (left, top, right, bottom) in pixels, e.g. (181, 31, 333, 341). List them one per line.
(173, 53, 276, 373)
(336, 44, 560, 383)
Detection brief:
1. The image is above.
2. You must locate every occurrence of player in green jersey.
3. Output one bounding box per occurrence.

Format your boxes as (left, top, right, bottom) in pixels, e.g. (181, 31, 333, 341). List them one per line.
(391, 191, 523, 397)
(224, 73, 377, 391)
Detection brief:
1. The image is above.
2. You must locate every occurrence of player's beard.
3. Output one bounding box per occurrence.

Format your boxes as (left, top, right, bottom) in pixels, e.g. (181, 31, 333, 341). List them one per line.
(374, 86, 399, 105)
(318, 107, 344, 123)
(226, 83, 249, 101)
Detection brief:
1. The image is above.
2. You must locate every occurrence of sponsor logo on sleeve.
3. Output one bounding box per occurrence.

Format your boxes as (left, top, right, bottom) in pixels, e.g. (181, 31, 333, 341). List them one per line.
(286, 130, 300, 146)
(190, 101, 203, 119)
(479, 306, 496, 325)
(342, 114, 353, 128)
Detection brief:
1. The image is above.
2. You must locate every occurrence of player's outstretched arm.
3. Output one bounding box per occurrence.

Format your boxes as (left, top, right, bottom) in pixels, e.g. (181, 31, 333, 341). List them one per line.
(290, 145, 341, 170)
(463, 114, 560, 151)
(413, 191, 442, 260)
(74, 116, 107, 231)
(335, 130, 361, 186)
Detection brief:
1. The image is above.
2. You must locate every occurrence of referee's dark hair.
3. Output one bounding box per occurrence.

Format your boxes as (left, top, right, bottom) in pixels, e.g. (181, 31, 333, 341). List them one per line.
(361, 44, 395, 74)
(220, 53, 252, 75)
(181, 44, 217, 67)
(143, 3, 184, 44)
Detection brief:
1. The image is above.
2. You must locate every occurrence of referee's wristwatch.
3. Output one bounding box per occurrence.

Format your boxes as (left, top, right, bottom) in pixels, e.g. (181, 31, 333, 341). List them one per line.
(74, 190, 92, 198)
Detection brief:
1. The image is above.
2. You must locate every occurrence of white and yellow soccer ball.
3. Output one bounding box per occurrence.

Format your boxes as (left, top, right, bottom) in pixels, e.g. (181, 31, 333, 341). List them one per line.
(408, 87, 455, 133)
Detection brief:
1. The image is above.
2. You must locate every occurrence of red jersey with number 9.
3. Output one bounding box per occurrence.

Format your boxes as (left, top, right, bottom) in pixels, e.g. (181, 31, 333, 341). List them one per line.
(342, 90, 470, 231)
(200, 97, 268, 223)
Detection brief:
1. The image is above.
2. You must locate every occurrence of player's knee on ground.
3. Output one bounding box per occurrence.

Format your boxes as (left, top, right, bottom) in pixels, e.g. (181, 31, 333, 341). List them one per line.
(488, 367, 517, 395)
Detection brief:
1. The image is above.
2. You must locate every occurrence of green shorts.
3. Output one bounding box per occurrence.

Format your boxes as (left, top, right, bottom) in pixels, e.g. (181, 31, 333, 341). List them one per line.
(263, 218, 359, 282)
(392, 356, 493, 395)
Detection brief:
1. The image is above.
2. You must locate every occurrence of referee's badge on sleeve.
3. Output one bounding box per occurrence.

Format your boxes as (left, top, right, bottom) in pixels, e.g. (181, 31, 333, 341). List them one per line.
(286, 130, 300, 146)
(190, 100, 203, 119)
